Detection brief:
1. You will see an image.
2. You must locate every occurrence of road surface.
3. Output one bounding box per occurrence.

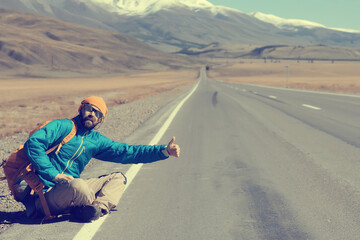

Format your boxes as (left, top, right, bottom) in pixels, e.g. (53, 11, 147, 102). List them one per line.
(2, 68, 360, 240)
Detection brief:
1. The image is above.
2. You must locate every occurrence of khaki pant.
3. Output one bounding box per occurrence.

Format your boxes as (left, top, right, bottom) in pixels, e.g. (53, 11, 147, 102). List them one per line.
(35, 172, 127, 216)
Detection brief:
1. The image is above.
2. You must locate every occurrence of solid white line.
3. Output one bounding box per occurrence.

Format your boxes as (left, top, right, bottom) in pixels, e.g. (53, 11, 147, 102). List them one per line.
(302, 104, 321, 110)
(73, 80, 200, 240)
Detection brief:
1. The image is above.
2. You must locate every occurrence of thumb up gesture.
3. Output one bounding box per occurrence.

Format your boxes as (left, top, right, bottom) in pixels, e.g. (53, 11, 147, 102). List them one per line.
(166, 136, 180, 158)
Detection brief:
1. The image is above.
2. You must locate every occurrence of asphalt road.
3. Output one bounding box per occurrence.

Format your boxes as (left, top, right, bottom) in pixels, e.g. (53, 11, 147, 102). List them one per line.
(3, 69, 360, 240)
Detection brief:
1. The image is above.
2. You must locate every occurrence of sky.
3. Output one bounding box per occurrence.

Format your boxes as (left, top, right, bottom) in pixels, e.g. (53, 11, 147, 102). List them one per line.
(207, 0, 360, 31)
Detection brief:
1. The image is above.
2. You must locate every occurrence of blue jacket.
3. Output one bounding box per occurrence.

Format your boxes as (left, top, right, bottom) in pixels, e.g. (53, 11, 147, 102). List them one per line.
(24, 115, 168, 188)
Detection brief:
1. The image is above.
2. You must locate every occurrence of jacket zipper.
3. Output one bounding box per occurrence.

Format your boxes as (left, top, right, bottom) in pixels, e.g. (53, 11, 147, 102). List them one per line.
(62, 131, 88, 174)
(69, 146, 85, 169)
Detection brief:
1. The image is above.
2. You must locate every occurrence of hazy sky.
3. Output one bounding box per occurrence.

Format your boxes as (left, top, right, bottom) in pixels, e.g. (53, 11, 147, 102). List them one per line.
(207, 0, 360, 31)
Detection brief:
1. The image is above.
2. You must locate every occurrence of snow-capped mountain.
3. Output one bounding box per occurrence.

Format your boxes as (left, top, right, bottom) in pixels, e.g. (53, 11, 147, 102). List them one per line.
(88, 0, 360, 33)
(251, 12, 325, 31)
(1, 0, 359, 51)
(252, 12, 360, 34)
(90, 0, 215, 15)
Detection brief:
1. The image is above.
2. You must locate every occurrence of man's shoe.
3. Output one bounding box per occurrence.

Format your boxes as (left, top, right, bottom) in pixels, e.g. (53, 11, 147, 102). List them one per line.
(18, 185, 38, 218)
(72, 205, 102, 222)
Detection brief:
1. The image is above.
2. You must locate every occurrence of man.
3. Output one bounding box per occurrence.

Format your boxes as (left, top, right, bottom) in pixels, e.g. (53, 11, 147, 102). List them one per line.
(23, 96, 180, 222)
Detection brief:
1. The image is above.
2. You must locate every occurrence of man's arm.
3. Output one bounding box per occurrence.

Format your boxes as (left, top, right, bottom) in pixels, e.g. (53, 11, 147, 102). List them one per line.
(94, 134, 181, 164)
(24, 119, 73, 186)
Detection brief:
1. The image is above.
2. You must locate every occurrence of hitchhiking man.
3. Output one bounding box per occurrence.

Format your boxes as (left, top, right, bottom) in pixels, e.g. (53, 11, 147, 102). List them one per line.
(23, 96, 180, 222)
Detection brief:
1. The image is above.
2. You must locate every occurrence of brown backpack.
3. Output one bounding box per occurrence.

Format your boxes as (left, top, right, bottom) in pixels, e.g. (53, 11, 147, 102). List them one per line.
(0, 119, 77, 221)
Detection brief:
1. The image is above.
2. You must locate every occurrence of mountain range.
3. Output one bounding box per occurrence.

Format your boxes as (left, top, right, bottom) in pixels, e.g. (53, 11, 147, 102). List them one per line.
(1, 0, 360, 54)
(0, 8, 194, 76)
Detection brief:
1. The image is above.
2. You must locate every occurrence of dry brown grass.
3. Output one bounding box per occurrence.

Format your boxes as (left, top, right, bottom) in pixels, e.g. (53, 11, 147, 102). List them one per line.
(0, 70, 198, 138)
(2, 59, 359, 138)
(208, 59, 360, 93)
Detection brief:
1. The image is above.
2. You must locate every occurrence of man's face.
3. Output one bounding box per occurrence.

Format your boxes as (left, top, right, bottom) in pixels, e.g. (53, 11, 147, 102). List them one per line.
(80, 104, 103, 130)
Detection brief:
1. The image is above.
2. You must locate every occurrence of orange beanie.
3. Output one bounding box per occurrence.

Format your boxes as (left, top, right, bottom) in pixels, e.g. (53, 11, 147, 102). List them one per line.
(79, 96, 108, 116)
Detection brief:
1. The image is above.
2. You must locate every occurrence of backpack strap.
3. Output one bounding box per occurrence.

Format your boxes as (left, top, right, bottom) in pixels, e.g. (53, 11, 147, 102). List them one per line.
(20, 164, 54, 221)
(45, 119, 77, 155)
(38, 191, 52, 222)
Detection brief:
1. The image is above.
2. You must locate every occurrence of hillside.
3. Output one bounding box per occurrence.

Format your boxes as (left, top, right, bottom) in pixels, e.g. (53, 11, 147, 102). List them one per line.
(2, 0, 360, 54)
(177, 43, 360, 61)
(0, 9, 194, 77)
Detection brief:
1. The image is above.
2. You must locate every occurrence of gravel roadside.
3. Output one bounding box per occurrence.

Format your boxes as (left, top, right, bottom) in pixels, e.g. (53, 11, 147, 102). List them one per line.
(0, 84, 191, 234)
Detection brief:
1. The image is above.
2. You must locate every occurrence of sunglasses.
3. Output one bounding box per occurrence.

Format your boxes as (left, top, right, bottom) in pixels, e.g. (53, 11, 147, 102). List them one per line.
(83, 104, 103, 119)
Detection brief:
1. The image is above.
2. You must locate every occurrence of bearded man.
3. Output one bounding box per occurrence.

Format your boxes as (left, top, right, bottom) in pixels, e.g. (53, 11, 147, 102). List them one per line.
(23, 96, 180, 222)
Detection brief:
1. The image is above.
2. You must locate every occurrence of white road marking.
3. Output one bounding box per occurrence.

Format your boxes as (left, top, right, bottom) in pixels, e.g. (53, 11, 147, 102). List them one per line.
(73, 80, 200, 240)
(242, 89, 247, 92)
(269, 96, 277, 99)
(302, 104, 321, 110)
(242, 83, 360, 98)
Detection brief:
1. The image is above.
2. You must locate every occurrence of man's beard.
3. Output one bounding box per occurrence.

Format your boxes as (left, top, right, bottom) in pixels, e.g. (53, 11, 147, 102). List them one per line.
(81, 116, 97, 130)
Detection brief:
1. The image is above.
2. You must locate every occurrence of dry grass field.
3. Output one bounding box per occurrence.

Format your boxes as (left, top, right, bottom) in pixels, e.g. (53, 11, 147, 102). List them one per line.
(1, 59, 359, 138)
(0, 70, 198, 138)
(208, 59, 360, 93)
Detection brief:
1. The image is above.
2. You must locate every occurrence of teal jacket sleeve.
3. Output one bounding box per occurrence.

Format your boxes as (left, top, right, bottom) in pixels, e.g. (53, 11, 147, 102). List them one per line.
(94, 133, 169, 164)
(24, 119, 73, 182)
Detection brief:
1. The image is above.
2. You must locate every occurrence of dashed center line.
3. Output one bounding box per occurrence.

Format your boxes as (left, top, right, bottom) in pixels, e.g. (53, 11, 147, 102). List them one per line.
(302, 104, 321, 110)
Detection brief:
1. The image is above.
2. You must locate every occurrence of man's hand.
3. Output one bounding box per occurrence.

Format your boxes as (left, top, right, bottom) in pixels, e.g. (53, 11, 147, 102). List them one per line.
(166, 136, 180, 158)
(53, 174, 74, 182)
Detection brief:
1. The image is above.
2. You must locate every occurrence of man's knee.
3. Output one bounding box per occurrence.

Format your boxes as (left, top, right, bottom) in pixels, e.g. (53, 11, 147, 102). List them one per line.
(109, 172, 127, 185)
(98, 172, 127, 185)
(70, 178, 89, 193)
(69, 178, 94, 205)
